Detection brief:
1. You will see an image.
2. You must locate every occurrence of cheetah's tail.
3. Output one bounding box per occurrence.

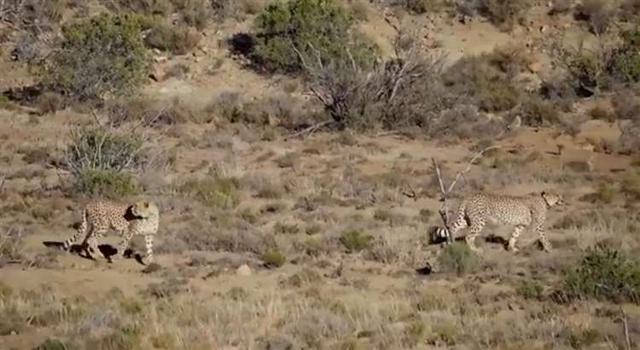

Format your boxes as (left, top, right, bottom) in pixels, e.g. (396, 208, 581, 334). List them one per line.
(63, 208, 88, 251)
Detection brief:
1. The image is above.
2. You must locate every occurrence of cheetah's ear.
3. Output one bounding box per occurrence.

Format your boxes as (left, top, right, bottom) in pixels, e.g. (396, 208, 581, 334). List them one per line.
(541, 191, 546, 197)
(143, 201, 149, 208)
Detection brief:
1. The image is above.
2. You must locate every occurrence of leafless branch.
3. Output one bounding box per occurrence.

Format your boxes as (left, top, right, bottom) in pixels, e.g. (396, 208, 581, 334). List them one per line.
(286, 120, 333, 140)
(431, 145, 500, 243)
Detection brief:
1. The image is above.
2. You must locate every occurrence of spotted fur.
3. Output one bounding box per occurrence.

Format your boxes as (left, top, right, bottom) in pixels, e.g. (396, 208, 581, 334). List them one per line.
(449, 191, 563, 252)
(63, 200, 160, 264)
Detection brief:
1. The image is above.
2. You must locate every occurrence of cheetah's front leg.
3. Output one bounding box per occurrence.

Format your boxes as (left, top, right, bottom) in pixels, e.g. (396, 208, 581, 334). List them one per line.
(112, 229, 135, 262)
(465, 222, 484, 253)
(534, 221, 552, 252)
(143, 234, 154, 264)
(507, 225, 525, 252)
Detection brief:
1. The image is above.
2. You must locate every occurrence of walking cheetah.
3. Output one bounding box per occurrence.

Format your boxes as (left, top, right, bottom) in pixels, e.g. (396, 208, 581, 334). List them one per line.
(448, 191, 564, 252)
(63, 200, 160, 264)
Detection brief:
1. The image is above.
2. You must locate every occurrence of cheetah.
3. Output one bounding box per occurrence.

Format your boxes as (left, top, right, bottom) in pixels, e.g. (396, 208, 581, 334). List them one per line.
(63, 200, 160, 264)
(448, 191, 564, 252)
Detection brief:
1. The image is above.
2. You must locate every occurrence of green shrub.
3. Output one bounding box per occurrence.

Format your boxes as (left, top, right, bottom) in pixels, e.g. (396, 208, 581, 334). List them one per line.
(180, 177, 240, 209)
(145, 23, 202, 55)
(563, 245, 640, 303)
(610, 27, 640, 83)
(517, 279, 544, 300)
(261, 250, 287, 268)
(45, 14, 150, 101)
(251, 0, 377, 73)
(74, 169, 138, 198)
(339, 230, 372, 252)
(33, 338, 73, 350)
(437, 243, 480, 276)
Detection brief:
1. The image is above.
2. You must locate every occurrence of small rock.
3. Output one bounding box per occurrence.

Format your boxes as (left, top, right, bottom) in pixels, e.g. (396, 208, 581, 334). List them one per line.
(236, 264, 252, 276)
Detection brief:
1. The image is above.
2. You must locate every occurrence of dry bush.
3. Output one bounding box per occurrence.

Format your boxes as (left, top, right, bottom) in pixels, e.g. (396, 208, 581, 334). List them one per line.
(103, 0, 174, 16)
(211, 0, 264, 21)
(173, 0, 211, 30)
(145, 23, 202, 55)
(483, 0, 533, 30)
(588, 105, 615, 122)
(1, 0, 66, 33)
(444, 54, 521, 112)
(612, 89, 640, 120)
(456, 0, 533, 30)
(518, 96, 561, 126)
(105, 96, 212, 126)
(548, 0, 572, 15)
(300, 31, 473, 133)
(574, 0, 616, 35)
(35, 92, 66, 115)
(549, 35, 620, 97)
(0, 227, 24, 266)
(402, 0, 445, 14)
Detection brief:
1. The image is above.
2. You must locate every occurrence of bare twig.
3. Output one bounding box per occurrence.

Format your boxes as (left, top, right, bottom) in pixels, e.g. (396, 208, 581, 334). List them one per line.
(620, 308, 632, 350)
(286, 120, 333, 140)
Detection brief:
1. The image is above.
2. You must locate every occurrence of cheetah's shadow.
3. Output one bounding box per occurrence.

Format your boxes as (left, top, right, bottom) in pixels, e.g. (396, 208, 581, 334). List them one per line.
(42, 241, 146, 265)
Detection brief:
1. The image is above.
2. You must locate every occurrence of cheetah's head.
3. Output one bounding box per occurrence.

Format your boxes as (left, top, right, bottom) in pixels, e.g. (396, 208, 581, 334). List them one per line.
(541, 191, 564, 208)
(131, 201, 159, 219)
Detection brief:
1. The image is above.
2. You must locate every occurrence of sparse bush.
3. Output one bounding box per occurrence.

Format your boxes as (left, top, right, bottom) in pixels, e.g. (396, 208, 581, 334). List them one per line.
(250, 0, 377, 73)
(65, 127, 145, 175)
(562, 244, 640, 303)
(146, 277, 190, 298)
(403, 0, 444, 14)
(180, 176, 241, 209)
(437, 242, 480, 276)
(261, 250, 287, 268)
(145, 23, 202, 55)
(621, 171, 640, 200)
(1, 0, 66, 33)
(107, 0, 174, 16)
(173, 0, 211, 30)
(65, 126, 145, 197)
(0, 228, 24, 265)
(45, 14, 150, 101)
(340, 230, 373, 252)
(483, 0, 533, 30)
(283, 268, 323, 287)
(519, 96, 561, 126)
(36, 92, 66, 115)
(549, 0, 572, 15)
(551, 38, 615, 97)
(444, 53, 521, 112)
(612, 89, 640, 120)
(301, 36, 460, 132)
